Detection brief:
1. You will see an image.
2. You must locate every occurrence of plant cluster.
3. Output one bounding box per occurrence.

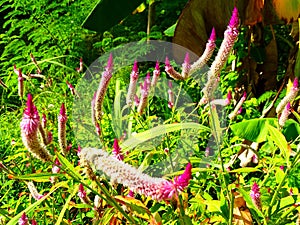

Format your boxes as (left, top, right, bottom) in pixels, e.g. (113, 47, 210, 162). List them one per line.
(0, 1, 299, 225)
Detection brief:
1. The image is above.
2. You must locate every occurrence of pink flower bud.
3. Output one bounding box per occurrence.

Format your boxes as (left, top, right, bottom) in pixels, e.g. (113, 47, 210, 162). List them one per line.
(250, 182, 262, 210)
(126, 60, 139, 106)
(76, 57, 83, 72)
(78, 183, 90, 204)
(165, 57, 184, 80)
(112, 138, 124, 161)
(18, 212, 28, 225)
(224, 90, 232, 105)
(181, 52, 191, 79)
(58, 103, 67, 155)
(151, 61, 160, 87)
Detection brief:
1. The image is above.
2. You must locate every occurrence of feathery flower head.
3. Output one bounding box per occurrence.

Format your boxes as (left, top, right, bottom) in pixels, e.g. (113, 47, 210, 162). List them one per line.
(165, 57, 183, 80)
(151, 61, 161, 87)
(18, 212, 28, 225)
(209, 27, 216, 41)
(27, 181, 44, 200)
(105, 53, 113, 74)
(279, 102, 291, 127)
(293, 77, 299, 90)
(146, 72, 151, 87)
(155, 60, 160, 71)
(131, 60, 139, 80)
(112, 138, 124, 161)
(20, 94, 40, 135)
(78, 183, 86, 199)
(250, 182, 262, 210)
(224, 90, 232, 105)
(134, 94, 140, 107)
(229, 7, 239, 28)
(58, 103, 67, 123)
(181, 52, 191, 79)
(79, 148, 191, 201)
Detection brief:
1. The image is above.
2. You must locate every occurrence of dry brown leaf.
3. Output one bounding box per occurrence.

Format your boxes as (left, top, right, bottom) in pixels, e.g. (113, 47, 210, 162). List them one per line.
(272, 0, 300, 22)
(245, 0, 264, 25)
(233, 192, 253, 225)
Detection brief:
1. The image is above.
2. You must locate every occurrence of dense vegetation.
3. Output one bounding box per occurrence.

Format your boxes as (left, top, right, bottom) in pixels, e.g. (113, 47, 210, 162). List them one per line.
(0, 0, 299, 224)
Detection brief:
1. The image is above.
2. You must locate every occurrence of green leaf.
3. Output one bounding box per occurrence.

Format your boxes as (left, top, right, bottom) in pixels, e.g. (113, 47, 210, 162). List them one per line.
(281, 119, 300, 141)
(120, 122, 210, 151)
(7, 182, 66, 225)
(164, 23, 177, 37)
(238, 187, 264, 218)
(267, 124, 289, 160)
(56, 152, 83, 181)
(229, 167, 261, 173)
(12, 173, 62, 182)
(230, 118, 277, 143)
(275, 168, 285, 184)
(82, 0, 144, 33)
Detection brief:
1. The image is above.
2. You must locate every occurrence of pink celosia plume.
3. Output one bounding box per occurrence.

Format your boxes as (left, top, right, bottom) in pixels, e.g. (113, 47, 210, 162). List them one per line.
(126, 60, 139, 106)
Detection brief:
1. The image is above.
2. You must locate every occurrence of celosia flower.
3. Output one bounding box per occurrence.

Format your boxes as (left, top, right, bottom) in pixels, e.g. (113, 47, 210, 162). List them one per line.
(94, 195, 101, 209)
(78, 183, 90, 204)
(228, 91, 246, 120)
(30, 53, 41, 74)
(47, 131, 53, 144)
(126, 60, 139, 106)
(94, 54, 113, 122)
(151, 61, 160, 88)
(250, 182, 262, 210)
(42, 114, 47, 129)
(165, 57, 184, 80)
(209, 7, 239, 77)
(27, 181, 44, 200)
(224, 90, 232, 106)
(18, 212, 28, 225)
(190, 28, 216, 75)
(38, 123, 48, 146)
(112, 138, 124, 161)
(20, 94, 52, 161)
(50, 158, 61, 183)
(79, 147, 192, 201)
(58, 103, 67, 155)
(237, 107, 242, 114)
(137, 78, 150, 114)
(95, 122, 101, 136)
(181, 52, 191, 79)
(276, 77, 298, 114)
(134, 94, 140, 107)
(279, 102, 291, 127)
(31, 219, 37, 225)
(76, 57, 83, 72)
(168, 80, 174, 109)
(145, 72, 151, 88)
(66, 81, 76, 96)
(127, 190, 135, 197)
(200, 74, 220, 104)
(18, 69, 24, 98)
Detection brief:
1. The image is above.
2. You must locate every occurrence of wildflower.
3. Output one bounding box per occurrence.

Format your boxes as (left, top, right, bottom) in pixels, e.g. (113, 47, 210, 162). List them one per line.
(31, 219, 37, 225)
(181, 52, 191, 79)
(278, 102, 291, 127)
(66, 81, 77, 96)
(250, 182, 262, 210)
(78, 183, 90, 204)
(126, 60, 139, 106)
(20, 94, 52, 161)
(76, 57, 83, 72)
(50, 158, 61, 183)
(276, 77, 298, 114)
(112, 138, 124, 161)
(137, 78, 150, 114)
(190, 28, 216, 75)
(30, 53, 41, 74)
(134, 94, 140, 107)
(27, 181, 44, 200)
(18, 212, 28, 225)
(168, 80, 174, 109)
(151, 61, 160, 88)
(94, 54, 113, 122)
(18, 69, 24, 98)
(94, 195, 102, 209)
(210, 7, 239, 77)
(41, 114, 47, 129)
(58, 103, 67, 155)
(165, 57, 183, 80)
(228, 91, 246, 120)
(224, 90, 232, 106)
(79, 147, 192, 201)
(127, 190, 135, 197)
